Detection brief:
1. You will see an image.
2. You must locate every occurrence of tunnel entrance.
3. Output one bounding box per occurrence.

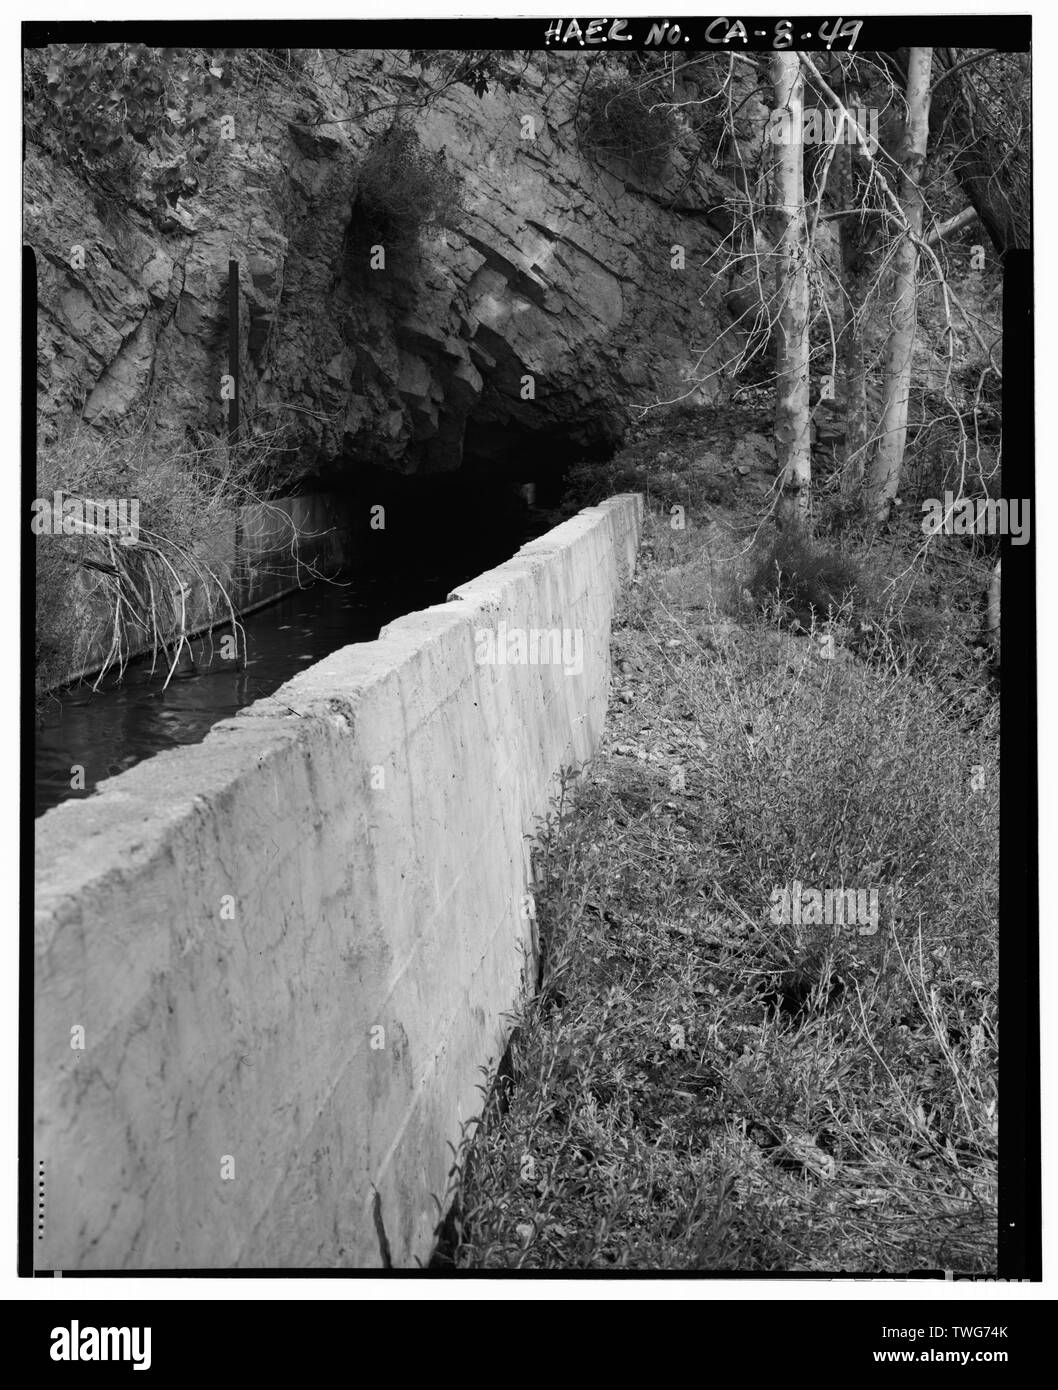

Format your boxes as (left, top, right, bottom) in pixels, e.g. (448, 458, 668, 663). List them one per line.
(460, 417, 618, 512)
(329, 451, 577, 594)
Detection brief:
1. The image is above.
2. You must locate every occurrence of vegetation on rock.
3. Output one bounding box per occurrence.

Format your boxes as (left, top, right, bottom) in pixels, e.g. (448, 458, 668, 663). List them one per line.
(347, 122, 464, 260)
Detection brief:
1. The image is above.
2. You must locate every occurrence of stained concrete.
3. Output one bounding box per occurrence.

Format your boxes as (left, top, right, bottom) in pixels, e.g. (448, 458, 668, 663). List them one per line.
(33, 494, 642, 1269)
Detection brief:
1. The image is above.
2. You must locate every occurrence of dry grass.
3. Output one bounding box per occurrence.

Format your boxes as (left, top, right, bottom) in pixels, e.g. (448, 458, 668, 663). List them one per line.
(438, 510, 998, 1272)
(35, 418, 326, 703)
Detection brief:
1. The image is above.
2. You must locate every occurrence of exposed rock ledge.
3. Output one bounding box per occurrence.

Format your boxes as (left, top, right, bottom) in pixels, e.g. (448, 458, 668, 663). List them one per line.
(28, 51, 745, 485)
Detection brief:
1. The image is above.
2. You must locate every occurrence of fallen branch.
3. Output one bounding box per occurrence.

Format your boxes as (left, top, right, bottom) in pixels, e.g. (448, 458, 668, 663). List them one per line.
(925, 205, 979, 246)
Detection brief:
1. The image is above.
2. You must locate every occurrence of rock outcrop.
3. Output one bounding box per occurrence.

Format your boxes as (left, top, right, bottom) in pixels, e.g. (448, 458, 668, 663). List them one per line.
(28, 50, 745, 484)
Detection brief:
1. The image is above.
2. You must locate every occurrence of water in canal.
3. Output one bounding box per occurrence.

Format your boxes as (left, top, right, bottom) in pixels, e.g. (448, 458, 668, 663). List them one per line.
(36, 475, 556, 818)
(34, 570, 454, 818)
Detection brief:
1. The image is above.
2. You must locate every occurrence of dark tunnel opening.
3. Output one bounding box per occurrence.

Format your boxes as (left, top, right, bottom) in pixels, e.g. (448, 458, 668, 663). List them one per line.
(331, 457, 559, 596)
(315, 414, 619, 593)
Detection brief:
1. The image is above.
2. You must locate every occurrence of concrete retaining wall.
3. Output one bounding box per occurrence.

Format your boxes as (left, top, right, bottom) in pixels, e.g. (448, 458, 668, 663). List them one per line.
(33, 494, 643, 1270)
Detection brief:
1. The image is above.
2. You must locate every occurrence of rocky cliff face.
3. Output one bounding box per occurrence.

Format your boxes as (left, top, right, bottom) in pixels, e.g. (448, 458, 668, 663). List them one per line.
(28, 50, 744, 485)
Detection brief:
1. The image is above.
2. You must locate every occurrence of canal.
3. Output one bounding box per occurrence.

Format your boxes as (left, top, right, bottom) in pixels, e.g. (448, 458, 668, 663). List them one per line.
(36, 470, 556, 817)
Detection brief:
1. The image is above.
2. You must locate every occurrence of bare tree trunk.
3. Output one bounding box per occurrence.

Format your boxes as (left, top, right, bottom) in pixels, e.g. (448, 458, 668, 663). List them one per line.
(931, 48, 1030, 264)
(986, 556, 1001, 663)
(843, 290, 869, 489)
(835, 143, 870, 497)
(866, 47, 932, 523)
(771, 51, 812, 531)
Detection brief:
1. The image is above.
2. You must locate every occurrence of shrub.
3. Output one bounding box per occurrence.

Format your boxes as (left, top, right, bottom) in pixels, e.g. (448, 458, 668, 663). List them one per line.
(578, 78, 680, 180)
(24, 44, 235, 211)
(407, 49, 524, 100)
(747, 527, 984, 680)
(347, 123, 463, 259)
(747, 530, 870, 625)
(562, 441, 737, 524)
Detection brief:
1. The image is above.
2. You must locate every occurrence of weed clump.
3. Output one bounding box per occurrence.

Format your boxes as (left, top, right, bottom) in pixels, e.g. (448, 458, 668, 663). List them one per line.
(347, 123, 463, 261)
(578, 78, 679, 181)
(747, 530, 869, 625)
(747, 527, 981, 677)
